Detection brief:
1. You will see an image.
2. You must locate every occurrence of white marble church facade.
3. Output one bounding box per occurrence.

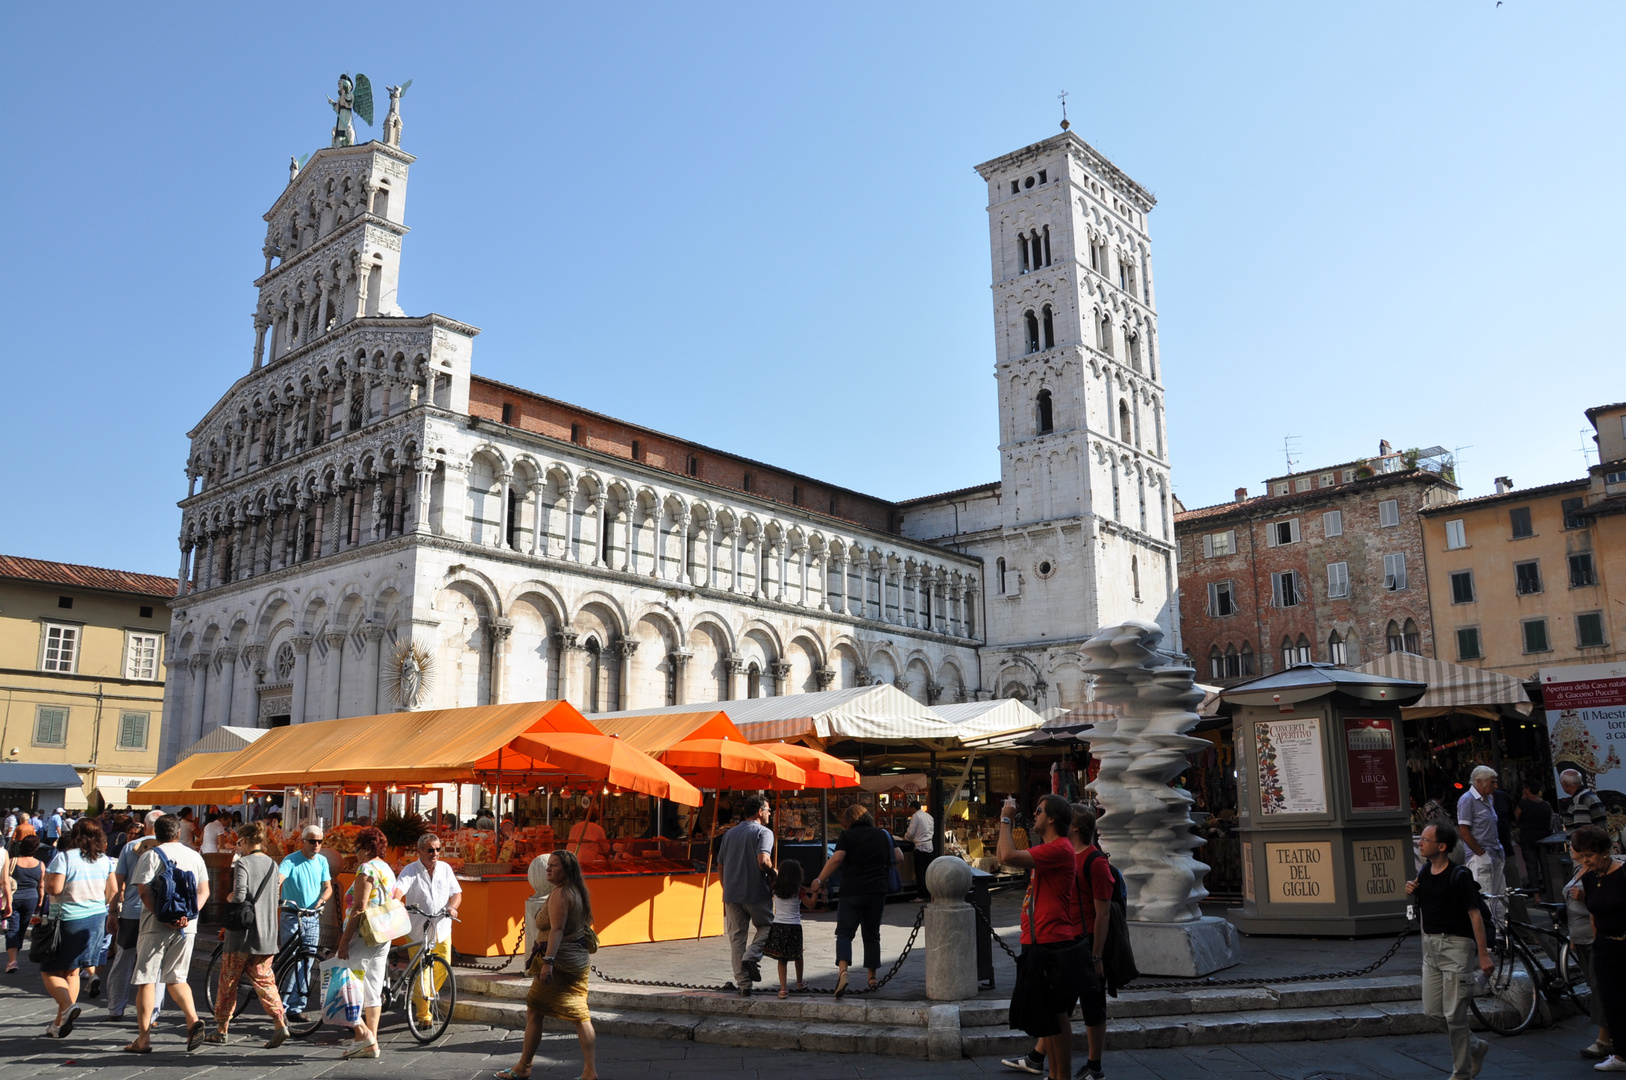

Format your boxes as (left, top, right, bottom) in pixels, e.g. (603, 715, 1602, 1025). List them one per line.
(159, 109, 1175, 770)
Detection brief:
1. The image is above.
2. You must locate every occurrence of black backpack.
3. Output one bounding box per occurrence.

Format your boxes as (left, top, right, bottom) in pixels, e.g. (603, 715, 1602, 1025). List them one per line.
(1083, 849, 1139, 996)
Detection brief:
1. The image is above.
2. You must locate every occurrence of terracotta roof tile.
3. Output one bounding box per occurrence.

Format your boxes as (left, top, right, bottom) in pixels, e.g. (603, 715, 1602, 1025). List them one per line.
(0, 555, 177, 599)
(1416, 477, 1588, 514)
(1176, 468, 1454, 526)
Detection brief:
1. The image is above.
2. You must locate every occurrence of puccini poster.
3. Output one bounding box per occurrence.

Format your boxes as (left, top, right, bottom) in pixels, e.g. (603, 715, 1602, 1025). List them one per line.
(1541, 662, 1626, 798)
(1253, 717, 1327, 815)
(1344, 717, 1402, 812)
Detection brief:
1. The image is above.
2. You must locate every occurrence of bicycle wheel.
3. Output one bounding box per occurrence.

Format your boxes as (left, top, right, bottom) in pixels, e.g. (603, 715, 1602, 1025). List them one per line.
(1560, 943, 1593, 1015)
(1469, 944, 1539, 1035)
(203, 943, 256, 1020)
(273, 948, 324, 1038)
(405, 954, 456, 1043)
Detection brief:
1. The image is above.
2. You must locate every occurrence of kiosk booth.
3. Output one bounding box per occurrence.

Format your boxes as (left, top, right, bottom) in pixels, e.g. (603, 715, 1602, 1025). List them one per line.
(1222, 664, 1425, 937)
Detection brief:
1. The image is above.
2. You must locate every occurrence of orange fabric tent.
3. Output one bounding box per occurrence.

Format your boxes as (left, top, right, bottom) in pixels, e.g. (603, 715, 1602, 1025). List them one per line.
(507, 732, 703, 806)
(130, 752, 250, 804)
(758, 743, 859, 789)
(595, 711, 745, 755)
(193, 701, 601, 787)
(660, 737, 806, 789)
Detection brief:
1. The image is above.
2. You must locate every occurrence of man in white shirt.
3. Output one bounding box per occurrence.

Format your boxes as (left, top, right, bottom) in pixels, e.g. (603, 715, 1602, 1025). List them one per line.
(395, 833, 462, 1023)
(127, 814, 210, 1052)
(903, 799, 935, 901)
(175, 808, 198, 849)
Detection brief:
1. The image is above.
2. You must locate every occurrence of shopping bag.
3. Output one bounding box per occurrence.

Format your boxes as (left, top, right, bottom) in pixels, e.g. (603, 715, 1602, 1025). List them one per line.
(319, 958, 365, 1027)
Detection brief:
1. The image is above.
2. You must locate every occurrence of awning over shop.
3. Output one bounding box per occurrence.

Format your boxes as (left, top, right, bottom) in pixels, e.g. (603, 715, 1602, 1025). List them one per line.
(96, 784, 134, 808)
(196, 700, 602, 787)
(1356, 653, 1534, 719)
(132, 752, 250, 805)
(0, 763, 84, 790)
(593, 686, 958, 745)
(1015, 701, 1117, 747)
(178, 725, 269, 761)
(936, 699, 1047, 747)
(594, 711, 746, 755)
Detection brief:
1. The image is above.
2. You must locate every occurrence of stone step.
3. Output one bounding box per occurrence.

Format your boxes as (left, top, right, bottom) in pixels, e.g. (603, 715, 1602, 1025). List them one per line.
(961, 999, 1439, 1056)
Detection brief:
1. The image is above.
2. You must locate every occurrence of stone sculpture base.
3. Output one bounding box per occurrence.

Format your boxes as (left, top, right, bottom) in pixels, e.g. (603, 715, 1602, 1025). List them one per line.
(1127, 916, 1240, 978)
(924, 858, 978, 1002)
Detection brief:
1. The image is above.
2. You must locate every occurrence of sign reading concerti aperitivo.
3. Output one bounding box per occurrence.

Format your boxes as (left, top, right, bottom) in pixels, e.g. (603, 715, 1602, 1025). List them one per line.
(1541, 662, 1626, 800)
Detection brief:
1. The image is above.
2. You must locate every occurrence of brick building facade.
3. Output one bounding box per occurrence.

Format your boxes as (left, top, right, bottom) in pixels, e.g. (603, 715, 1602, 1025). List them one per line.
(1176, 447, 1459, 684)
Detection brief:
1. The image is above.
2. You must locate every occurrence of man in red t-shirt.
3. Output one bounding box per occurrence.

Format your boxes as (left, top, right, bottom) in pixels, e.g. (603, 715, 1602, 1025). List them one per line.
(996, 794, 1080, 1080)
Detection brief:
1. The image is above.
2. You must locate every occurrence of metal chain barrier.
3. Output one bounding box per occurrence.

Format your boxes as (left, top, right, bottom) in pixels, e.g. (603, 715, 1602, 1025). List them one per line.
(453, 922, 526, 971)
(973, 902, 1416, 990)
(590, 903, 928, 996)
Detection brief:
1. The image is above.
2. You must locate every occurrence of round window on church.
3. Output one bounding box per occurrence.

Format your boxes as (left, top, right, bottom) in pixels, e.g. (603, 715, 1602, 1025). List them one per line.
(275, 642, 296, 680)
(1035, 560, 1055, 579)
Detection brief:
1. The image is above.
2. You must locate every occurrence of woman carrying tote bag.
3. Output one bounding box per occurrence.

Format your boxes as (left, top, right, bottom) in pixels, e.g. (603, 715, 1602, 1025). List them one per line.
(335, 827, 402, 1060)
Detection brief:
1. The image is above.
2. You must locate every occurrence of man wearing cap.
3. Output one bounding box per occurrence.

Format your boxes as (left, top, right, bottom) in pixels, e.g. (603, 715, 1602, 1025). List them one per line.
(107, 811, 163, 1023)
(43, 808, 63, 843)
(277, 825, 333, 1022)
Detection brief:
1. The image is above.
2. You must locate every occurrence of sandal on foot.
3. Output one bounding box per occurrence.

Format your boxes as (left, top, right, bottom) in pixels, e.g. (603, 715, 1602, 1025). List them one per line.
(494, 1070, 531, 1080)
(778, 988, 789, 999)
(264, 1024, 291, 1049)
(123, 1041, 152, 1053)
(343, 1039, 380, 1059)
(186, 1020, 207, 1051)
(205, 1031, 229, 1044)
(833, 969, 849, 1000)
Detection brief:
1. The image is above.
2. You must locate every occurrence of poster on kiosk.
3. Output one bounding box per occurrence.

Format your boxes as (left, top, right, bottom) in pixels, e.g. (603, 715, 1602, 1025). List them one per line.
(1541, 662, 1626, 822)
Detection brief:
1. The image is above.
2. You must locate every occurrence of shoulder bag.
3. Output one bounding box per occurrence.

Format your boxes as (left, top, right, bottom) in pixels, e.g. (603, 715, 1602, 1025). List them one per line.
(223, 856, 273, 933)
(29, 906, 63, 969)
(358, 862, 411, 946)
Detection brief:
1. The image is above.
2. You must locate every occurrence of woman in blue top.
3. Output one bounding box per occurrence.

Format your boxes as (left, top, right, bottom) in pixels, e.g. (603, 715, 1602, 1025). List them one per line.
(40, 819, 115, 1038)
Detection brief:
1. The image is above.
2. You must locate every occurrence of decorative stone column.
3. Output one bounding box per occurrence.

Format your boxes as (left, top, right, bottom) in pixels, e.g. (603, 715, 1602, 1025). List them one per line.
(238, 645, 265, 728)
(668, 650, 691, 705)
(814, 667, 836, 691)
(321, 630, 348, 721)
(590, 495, 608, 567)
(497, 471, 513, 549)
(904, 571, 920, 628)
(768, 661, 792, 697)
(722, 655, 745, 701)
(612, 639, 638, 711)
(488, 618, 513, 704)
(289, 634, 314, 724)
(214, 645, 239, 736)
(553, 629, 579, 702)
(186, 653, 210, 749)
(359, 623, 385, 715)
(1082, 619, 1239, 977)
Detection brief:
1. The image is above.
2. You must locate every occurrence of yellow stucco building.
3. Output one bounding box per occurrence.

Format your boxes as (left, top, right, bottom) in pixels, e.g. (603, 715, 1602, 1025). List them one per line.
(0, 556, 176, 811)
(1419, 402, 1626, 680)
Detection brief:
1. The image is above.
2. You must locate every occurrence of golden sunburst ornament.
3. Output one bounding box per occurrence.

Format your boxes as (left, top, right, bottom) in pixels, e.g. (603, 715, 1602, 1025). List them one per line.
(383, 638, 434, 709)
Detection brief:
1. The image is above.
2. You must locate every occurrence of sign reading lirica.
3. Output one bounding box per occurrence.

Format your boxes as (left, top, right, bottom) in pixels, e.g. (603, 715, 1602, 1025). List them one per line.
(1541, 662, 1626, 799)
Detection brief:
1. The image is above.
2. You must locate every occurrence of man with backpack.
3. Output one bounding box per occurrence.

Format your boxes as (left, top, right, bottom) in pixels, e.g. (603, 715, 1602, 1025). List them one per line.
(125, 814, 210, 1053)
(1002, 803, 1118, 1080)
(1404, 822, 1493, 1080)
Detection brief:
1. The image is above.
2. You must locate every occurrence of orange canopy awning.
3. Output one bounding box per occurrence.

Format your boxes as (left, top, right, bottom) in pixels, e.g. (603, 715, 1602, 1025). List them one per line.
(195, 701, 601, 787)
(759, 743, 859, 789)
(508, 732, 703, 806)
(595, 711, 745, 755)
(130, 752, 251, 804)
(660, 737, 806, 789)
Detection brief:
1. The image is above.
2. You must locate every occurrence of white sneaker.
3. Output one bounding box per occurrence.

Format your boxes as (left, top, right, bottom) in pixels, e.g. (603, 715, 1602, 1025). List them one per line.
(1594, 1058, 1626, 1073)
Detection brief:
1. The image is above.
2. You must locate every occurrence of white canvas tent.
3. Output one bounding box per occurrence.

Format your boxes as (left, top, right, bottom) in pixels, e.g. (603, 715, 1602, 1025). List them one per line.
(591, 684, 959, 745)
(935, 699, 1047, 747)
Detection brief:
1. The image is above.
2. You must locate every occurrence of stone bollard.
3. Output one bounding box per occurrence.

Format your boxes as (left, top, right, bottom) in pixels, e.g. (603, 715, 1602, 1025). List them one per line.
(523, 854, 552, 955)
(924, 856, 977, 1002)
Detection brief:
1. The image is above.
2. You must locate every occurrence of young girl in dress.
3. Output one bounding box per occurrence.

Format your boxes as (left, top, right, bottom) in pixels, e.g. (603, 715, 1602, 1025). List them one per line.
(762, 860, 805, 998)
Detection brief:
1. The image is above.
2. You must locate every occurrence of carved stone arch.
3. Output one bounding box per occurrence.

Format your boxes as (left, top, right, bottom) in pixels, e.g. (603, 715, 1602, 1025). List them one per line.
(687, 611, 738, 656)
(575, 469, 605, 499)
(297, 589, 332, 635)
(570, 591, 630, 641)
(367, 576, 406, 623)
(738, 618, 784, 659)
(468, 441, 510, 475)
(865, 643, 901, 687)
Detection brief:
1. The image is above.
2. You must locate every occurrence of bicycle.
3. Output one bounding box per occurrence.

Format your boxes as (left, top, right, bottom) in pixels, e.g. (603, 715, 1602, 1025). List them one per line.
(1468, 889, 1591, 1035)
(204, 903, 329, 1038)
(381, 904, 459, 1043)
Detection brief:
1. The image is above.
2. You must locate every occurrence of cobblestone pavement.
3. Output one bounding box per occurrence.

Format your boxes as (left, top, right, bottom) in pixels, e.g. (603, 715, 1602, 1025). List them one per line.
(0, 961, 1602, 1080)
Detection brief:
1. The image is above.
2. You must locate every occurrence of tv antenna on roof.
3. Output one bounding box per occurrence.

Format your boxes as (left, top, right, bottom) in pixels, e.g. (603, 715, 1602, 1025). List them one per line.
(1282, 435, 1301, 474)
(1578, 429, 1598, 467)
(1058, 90, 1070, 130)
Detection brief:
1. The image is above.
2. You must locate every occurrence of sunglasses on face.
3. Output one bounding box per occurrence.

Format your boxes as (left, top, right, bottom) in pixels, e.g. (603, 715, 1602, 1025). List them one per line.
(305, 838, 323, 845)
(425, 848, 442, 855)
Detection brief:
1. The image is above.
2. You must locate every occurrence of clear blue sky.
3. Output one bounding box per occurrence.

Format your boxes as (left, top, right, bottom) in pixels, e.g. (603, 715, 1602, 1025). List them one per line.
(2, 2, 1620, 578)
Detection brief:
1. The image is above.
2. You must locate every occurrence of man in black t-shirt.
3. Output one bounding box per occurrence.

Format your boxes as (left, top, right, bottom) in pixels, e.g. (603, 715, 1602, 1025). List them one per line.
(1515, 783, 1555, 891)
(1405, 823, 1493, 1080)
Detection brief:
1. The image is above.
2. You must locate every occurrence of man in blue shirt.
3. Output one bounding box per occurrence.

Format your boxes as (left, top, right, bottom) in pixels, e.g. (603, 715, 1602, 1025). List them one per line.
(277, 825, 333, 1020)
(1456, 766, 1506, 921)
(44, 808, 63, 842)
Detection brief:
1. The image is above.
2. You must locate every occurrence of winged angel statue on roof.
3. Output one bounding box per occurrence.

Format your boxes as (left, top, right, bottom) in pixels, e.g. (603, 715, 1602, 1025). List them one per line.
(328, 73, 375, 148)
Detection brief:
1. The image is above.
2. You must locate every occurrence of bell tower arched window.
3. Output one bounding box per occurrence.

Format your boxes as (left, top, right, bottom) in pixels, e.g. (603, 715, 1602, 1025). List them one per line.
(1036, 390, 1054, 434)
(997, 557, 1007, 594)
(1118, 399, 1131, 443)
(1024, 310, 1040, 354)
(1041, 304, 1054, 350)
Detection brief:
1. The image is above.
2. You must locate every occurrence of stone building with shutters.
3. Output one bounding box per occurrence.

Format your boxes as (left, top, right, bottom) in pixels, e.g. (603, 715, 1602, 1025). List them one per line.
(158, 104, 1178, 768)
(0, 556, 174, 809)
(1175, 443, 1458, 686)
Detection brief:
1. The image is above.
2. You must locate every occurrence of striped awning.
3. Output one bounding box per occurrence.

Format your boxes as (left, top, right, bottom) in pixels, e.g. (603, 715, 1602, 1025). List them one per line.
(1356, 653, 1533, 717)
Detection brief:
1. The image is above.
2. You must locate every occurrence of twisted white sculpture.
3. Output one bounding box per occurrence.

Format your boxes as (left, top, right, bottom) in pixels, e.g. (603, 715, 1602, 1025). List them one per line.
(1083, 619, 1212, 923)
